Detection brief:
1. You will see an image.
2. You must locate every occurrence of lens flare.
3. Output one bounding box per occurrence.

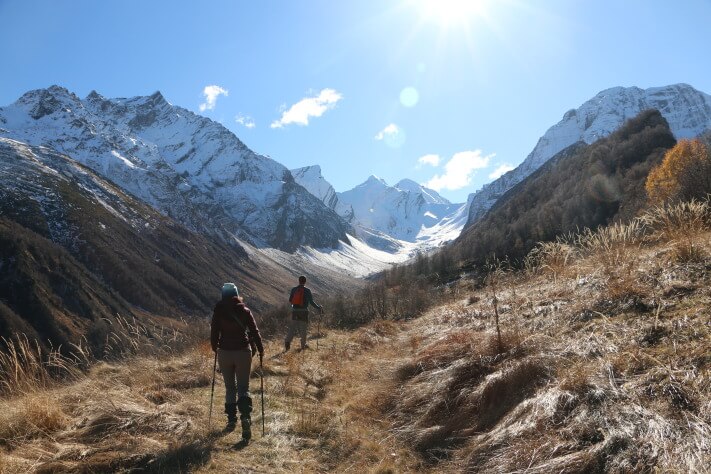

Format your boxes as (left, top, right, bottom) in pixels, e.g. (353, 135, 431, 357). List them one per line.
(400, 87, 420, 107)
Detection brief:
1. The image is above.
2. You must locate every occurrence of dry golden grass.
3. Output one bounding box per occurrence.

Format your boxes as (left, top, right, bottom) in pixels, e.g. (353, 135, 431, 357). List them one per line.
(373, 203, 711, 472)
(0, 320, 428, 473)
(0, 394, 68, 443)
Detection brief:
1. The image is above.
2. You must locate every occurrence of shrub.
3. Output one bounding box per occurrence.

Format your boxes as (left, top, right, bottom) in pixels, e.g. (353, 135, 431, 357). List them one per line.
(0, 394, 68, 441)
(641, 200, 710, 262)
(646, 139, 711, 204)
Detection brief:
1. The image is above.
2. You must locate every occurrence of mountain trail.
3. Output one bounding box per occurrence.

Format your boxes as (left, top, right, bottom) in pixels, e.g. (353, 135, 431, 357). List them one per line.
(190, 322, 424, 473)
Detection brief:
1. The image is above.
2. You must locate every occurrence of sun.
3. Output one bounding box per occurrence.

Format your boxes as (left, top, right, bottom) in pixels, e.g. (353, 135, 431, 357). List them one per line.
(416, 0, 489, 27)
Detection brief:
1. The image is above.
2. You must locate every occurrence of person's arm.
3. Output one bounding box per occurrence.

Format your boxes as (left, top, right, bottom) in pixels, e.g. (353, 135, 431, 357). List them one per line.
(307, 288, 323, 311)
(245, 308, 264, 356)
(210, 308, 219, 352)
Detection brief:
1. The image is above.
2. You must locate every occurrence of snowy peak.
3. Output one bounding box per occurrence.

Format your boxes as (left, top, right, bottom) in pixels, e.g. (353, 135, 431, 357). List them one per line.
(290, 165, 467, 255)
(15, 85, 84, 120)
(395, 179, 450, 205)
(466, 83, 711, 226)
(291, 164, 342, 212)
(360, 175, 389, 188)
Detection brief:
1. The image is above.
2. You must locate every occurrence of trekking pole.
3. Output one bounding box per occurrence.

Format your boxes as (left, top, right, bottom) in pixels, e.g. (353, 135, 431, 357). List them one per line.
(317, 309, 323, 350)
(317, 313, 320, 350)
(260, 354, 266, 437)
(208, 351, 217, 428)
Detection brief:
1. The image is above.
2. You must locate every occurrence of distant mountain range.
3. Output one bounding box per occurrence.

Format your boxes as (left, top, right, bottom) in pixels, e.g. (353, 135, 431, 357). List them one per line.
(291, 167, 467, 254)
(3, 83, 709, 263)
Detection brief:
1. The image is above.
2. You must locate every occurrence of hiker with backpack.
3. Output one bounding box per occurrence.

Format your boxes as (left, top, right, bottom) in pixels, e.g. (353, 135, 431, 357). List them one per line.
(284, 275, 323, 351)
(210, 283, 264, 440)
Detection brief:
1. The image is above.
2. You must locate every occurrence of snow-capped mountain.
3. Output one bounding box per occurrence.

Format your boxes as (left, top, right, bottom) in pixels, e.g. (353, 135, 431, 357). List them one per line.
(338, 176, 463, 240)
(337, 176, 467, 253)
(291, 167, 468, 255)
(0, 86, 351, 251)
(466, 83, 711, 226)
(393, 178, 451, 205)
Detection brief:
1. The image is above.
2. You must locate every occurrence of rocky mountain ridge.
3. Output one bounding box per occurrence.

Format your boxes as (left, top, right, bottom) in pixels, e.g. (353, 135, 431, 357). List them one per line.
(466, 83, 711, 226)
(0, 86, 351, 252)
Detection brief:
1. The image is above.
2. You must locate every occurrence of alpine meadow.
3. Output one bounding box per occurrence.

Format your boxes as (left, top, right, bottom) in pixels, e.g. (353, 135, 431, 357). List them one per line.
(0, 1, 710, 473)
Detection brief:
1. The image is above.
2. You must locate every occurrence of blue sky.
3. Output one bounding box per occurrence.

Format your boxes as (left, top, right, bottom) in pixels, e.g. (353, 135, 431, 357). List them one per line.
(1, 0, 710, 203)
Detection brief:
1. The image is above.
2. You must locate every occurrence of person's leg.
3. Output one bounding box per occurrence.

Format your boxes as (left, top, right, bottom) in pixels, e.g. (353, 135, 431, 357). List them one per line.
(217, 350, 238, 428)
(235, 350, 252, 399)
(235, 350, 253, 440)
(299, 319, 309, 349)
(284, 317, 297, 351)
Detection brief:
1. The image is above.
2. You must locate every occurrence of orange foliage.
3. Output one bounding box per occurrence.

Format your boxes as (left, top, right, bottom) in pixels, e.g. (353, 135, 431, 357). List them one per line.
(646, 139, 711, 204)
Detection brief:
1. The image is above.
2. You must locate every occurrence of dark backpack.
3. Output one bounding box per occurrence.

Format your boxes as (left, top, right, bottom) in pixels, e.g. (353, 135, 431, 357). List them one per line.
(290, 286, 305, 306)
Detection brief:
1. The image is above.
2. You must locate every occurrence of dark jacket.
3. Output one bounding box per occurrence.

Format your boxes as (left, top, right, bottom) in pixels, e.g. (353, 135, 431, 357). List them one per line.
(210, 296, 263, 353)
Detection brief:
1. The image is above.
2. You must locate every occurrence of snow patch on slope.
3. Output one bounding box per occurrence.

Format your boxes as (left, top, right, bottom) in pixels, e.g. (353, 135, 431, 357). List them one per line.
(261, 234, 412, 278)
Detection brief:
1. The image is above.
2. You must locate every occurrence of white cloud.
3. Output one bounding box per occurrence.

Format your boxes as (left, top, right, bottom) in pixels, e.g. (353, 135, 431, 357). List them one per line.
(374, 123, 400, 140)
(271, 88, 342, 128)
(425, 150, 494, 191)
(199, 85, 228, 112)
(417, 154, 441, 167)
(235, 114, 256, 129)
(488, 163, 515, 180)
(374, 123, 406, 148)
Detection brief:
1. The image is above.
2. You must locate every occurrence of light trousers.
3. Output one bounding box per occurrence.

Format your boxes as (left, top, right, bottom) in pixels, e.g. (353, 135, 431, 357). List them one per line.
(284, 319, 309, 349)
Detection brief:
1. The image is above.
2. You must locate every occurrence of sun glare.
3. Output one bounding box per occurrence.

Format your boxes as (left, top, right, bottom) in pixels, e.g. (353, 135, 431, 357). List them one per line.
(417, 0, 489, 27)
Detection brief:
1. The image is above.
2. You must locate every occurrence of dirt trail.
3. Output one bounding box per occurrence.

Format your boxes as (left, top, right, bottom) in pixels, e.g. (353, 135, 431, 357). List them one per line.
(190, 321, 423, 473)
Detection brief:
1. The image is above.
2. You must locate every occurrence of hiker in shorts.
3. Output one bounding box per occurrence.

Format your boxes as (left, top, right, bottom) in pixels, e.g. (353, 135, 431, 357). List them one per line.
(211, 282, 264, 440)
(284, 275, 323, 351)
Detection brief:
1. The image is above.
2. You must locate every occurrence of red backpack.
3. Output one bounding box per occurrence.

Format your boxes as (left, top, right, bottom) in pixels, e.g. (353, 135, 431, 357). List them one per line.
(290, 286, 305, 306)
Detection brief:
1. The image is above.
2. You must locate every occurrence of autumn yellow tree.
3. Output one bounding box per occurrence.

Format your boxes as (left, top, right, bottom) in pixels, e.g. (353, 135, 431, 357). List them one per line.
(646, 139, 711, 204)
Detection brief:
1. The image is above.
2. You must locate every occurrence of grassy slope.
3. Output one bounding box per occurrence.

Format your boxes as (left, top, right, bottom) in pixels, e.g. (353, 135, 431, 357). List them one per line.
(1, 224, 709, 473)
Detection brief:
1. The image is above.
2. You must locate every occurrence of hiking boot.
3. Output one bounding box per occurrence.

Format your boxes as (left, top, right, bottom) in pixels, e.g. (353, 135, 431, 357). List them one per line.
(237, 396, 253, 441)
(241, 416, 252, 441)
(224, 403, 237, 432)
